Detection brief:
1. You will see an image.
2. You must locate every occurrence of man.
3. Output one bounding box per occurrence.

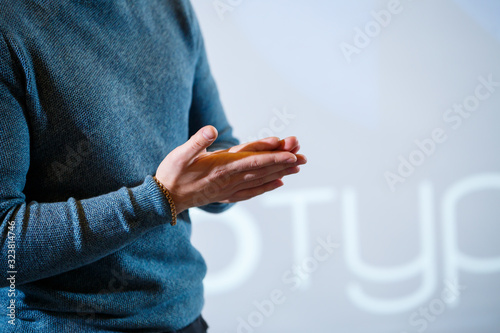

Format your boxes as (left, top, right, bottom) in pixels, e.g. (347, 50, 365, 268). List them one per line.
(0, 1, 305, 332)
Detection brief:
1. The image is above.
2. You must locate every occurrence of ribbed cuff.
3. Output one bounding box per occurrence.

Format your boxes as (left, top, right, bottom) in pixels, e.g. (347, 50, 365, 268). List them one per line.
(129, 175, 174, 227)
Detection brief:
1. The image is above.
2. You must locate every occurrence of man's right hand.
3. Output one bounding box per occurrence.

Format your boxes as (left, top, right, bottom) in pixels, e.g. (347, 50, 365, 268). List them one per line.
(155, 125, 306, 213)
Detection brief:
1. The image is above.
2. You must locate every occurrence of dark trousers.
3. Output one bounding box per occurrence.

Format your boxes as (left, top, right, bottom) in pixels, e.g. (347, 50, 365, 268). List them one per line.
(164, 316, 209, 333)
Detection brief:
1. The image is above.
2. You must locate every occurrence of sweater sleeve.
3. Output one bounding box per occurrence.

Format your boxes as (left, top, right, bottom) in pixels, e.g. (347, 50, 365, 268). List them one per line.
(187, 4, 239, 151)
(187, 7, 240, 214)
(0, 35, 174, 287)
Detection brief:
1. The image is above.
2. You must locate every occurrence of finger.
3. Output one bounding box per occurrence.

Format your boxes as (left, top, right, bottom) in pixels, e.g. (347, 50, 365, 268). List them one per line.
(226, 151, 298, 173)
(232, 166, 300, 192)
(278, 136, 299, 152)
(176, 125, 218, 163)
(295, 153, 307, 165)
(228, 137, 281, 153)
(231, 163, 300, 186)
(224, 179, 284, 203)
(290, 144, 300, 154)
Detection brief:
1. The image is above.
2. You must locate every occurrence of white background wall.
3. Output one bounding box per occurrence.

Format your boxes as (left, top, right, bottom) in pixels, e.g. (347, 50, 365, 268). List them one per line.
(190, 1, 500, 332)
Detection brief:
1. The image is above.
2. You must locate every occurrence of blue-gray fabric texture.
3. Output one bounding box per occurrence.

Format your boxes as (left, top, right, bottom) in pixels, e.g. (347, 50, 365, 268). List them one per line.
(0, 1, 238, 331)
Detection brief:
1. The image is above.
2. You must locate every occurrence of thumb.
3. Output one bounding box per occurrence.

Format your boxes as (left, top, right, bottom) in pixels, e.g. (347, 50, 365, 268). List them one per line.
(182, 125, 218, 160)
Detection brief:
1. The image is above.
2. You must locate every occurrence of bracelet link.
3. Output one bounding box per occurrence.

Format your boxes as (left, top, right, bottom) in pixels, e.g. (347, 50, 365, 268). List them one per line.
(153, 176, 177, 226)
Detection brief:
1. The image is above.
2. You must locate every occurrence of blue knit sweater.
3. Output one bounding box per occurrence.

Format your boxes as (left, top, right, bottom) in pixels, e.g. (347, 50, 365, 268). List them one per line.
(0, 1, 238, 331)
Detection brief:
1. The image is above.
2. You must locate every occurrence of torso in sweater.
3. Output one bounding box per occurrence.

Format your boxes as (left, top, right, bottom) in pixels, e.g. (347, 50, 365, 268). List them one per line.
(0, 1, 237, 331)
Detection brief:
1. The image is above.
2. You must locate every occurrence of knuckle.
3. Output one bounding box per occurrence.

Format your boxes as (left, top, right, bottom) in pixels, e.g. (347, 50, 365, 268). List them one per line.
(212, 167, 228, 180)
(243, 172, 258, 182)
(249, 158, 261, 169)
(190, 137, 204, 150)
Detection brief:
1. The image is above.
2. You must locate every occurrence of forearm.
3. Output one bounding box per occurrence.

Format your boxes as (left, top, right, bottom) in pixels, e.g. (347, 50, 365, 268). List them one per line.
(0, 175, 172, 287)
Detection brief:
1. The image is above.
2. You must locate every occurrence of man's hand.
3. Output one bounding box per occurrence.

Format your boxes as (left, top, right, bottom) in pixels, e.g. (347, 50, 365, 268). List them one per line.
(155, 126, 306, 213)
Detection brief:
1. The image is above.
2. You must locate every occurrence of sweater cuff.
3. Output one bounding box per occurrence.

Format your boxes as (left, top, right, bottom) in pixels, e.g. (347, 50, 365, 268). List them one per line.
(130, 175, 174, 226)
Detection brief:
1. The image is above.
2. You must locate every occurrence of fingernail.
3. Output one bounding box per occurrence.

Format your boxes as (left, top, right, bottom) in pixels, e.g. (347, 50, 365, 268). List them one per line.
(287, 156, 297, 163)
(202, 127, 216, 140)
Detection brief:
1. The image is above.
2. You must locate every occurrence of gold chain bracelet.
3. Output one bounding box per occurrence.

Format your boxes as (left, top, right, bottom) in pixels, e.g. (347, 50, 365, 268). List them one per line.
(153, 176, 177, 226)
